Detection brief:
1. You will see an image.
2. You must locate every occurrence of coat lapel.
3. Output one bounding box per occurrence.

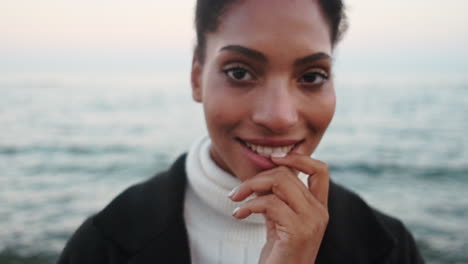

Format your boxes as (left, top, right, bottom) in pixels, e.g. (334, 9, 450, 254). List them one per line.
(94, 154, 191, 263)
(316, 182, 396, 263)
(94, 153, 396, 264)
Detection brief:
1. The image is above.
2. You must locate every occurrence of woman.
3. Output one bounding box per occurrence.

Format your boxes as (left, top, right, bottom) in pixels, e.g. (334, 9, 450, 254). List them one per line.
(58, 0, 424, 263)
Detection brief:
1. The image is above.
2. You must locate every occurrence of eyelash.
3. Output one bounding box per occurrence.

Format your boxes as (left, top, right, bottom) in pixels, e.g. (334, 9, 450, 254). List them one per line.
(222, 65, 329, 86)
(298, 71, 329, 86)
(222, 65, 256, 82)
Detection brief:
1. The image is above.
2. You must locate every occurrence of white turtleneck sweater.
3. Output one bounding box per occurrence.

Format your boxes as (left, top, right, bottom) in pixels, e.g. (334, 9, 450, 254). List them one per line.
(183, 136, 308, 264)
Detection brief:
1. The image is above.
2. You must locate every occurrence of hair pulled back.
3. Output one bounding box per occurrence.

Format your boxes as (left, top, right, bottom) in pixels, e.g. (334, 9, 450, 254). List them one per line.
(194, 0, 348, 63)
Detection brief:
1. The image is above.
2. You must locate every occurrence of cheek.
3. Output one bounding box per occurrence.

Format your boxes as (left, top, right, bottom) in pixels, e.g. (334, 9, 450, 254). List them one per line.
(323, 90, 337, 123)
(201, 77, 245, 137)
(306, 88, 336, 130)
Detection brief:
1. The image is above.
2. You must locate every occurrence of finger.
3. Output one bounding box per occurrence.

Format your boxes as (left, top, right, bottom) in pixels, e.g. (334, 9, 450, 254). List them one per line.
(271, 153, 327, 176)
(232, 194, 296, 227)
(229, 167, 311, 213)
(271, 153, 330, 206)
(308, 172, 329, 207)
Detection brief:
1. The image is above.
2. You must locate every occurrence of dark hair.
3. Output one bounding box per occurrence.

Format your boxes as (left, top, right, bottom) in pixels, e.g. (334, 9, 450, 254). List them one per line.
(194, 0, 348, 63)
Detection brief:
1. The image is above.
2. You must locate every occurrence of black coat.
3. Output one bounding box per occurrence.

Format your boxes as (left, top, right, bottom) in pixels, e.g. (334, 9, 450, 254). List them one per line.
(58, 154, 424, 264)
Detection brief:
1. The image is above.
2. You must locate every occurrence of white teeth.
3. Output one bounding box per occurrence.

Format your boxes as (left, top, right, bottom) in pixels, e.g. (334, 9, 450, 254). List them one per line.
(245, 142, 296, 157)
(272, 148, 283, 155)
(258, 145, 264, 154)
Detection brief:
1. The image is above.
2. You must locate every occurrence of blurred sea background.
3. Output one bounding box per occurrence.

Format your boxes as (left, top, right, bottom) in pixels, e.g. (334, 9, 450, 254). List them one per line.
(1, 1, 467, 263)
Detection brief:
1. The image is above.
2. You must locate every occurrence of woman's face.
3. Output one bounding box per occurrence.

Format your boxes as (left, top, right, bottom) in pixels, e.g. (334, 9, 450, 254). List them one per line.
(192, 0, 336, 181)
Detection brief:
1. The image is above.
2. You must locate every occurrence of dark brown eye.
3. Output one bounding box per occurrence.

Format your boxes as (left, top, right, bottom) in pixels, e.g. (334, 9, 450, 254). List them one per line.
(223, 67, 253, 81)
(299, 72, 328, 85)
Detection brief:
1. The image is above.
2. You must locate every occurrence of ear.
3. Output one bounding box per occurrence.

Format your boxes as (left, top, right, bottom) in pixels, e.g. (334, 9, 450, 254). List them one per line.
(191, 53, 203, 103)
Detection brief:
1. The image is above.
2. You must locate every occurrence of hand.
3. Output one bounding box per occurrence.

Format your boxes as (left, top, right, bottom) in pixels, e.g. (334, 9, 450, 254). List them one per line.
(229, 153, 330, 264)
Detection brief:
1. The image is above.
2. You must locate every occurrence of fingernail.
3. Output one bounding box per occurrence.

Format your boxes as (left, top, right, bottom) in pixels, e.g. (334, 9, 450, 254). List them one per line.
(232, 207, 240, 217)
(228, 186, 239, 198)
(271, 152, 287, 158)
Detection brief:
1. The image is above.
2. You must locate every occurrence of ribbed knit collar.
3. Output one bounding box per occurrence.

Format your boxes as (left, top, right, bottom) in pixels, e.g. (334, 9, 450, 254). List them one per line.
(186, 136, 265, 224)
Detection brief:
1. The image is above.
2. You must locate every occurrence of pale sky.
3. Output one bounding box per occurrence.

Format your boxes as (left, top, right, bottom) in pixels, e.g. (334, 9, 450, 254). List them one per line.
(1, 0, 467, 73)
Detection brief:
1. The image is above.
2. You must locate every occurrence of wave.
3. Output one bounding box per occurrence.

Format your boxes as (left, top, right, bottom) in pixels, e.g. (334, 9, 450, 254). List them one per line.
(329, 162, 468, 181)
(0, 249, 56, 264)
(0, 144, 137, 156)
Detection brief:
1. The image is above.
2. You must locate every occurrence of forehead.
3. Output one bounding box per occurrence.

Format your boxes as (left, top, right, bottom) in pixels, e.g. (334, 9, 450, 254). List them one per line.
(207, 0, 332, 56)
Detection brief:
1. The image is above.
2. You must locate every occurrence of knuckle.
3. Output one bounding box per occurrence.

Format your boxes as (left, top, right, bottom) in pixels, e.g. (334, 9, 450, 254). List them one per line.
(253, 194, 274, 206)
(267, 166, 292, 184)
(317, 161, 329, 174)
(264, 194, 280, 204)
(276, 166, 291, 175)
(314, 203, 329, 219)
(305, 207, 329, 227)
(307, 217, 328, 235)
(292, 209, 330, 243)
(261, 194, 281, 214)
(321, 210, 330, 225)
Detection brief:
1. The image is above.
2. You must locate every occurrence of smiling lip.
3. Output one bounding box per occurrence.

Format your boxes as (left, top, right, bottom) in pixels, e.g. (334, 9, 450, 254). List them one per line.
(239, 138, 303, 147)
(236, 137, 303, 169)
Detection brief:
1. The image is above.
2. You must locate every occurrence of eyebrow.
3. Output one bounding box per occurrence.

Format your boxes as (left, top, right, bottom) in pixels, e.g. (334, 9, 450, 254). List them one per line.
(293, 52, 331, 67)
(219, 44, 331, 66)
(220, 45, 268, 63)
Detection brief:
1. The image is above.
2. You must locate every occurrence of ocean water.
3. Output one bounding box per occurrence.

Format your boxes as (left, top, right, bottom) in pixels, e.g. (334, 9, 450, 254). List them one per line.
(0, 72, 467, 264)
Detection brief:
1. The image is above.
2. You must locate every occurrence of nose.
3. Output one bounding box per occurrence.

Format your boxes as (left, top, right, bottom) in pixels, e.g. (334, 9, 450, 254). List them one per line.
(251, 81, 298, 133)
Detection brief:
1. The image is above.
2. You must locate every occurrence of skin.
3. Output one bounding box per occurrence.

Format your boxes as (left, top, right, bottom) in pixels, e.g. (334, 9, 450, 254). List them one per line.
(191, 0, 335, 262)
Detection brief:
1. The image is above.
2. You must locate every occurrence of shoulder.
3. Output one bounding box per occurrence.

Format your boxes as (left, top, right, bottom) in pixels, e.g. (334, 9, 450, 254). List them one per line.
(372, 209, 425, 263)
(58, 154, 188, 263)
(57, 216, 126, 264)
(323, 181, 424, 263)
